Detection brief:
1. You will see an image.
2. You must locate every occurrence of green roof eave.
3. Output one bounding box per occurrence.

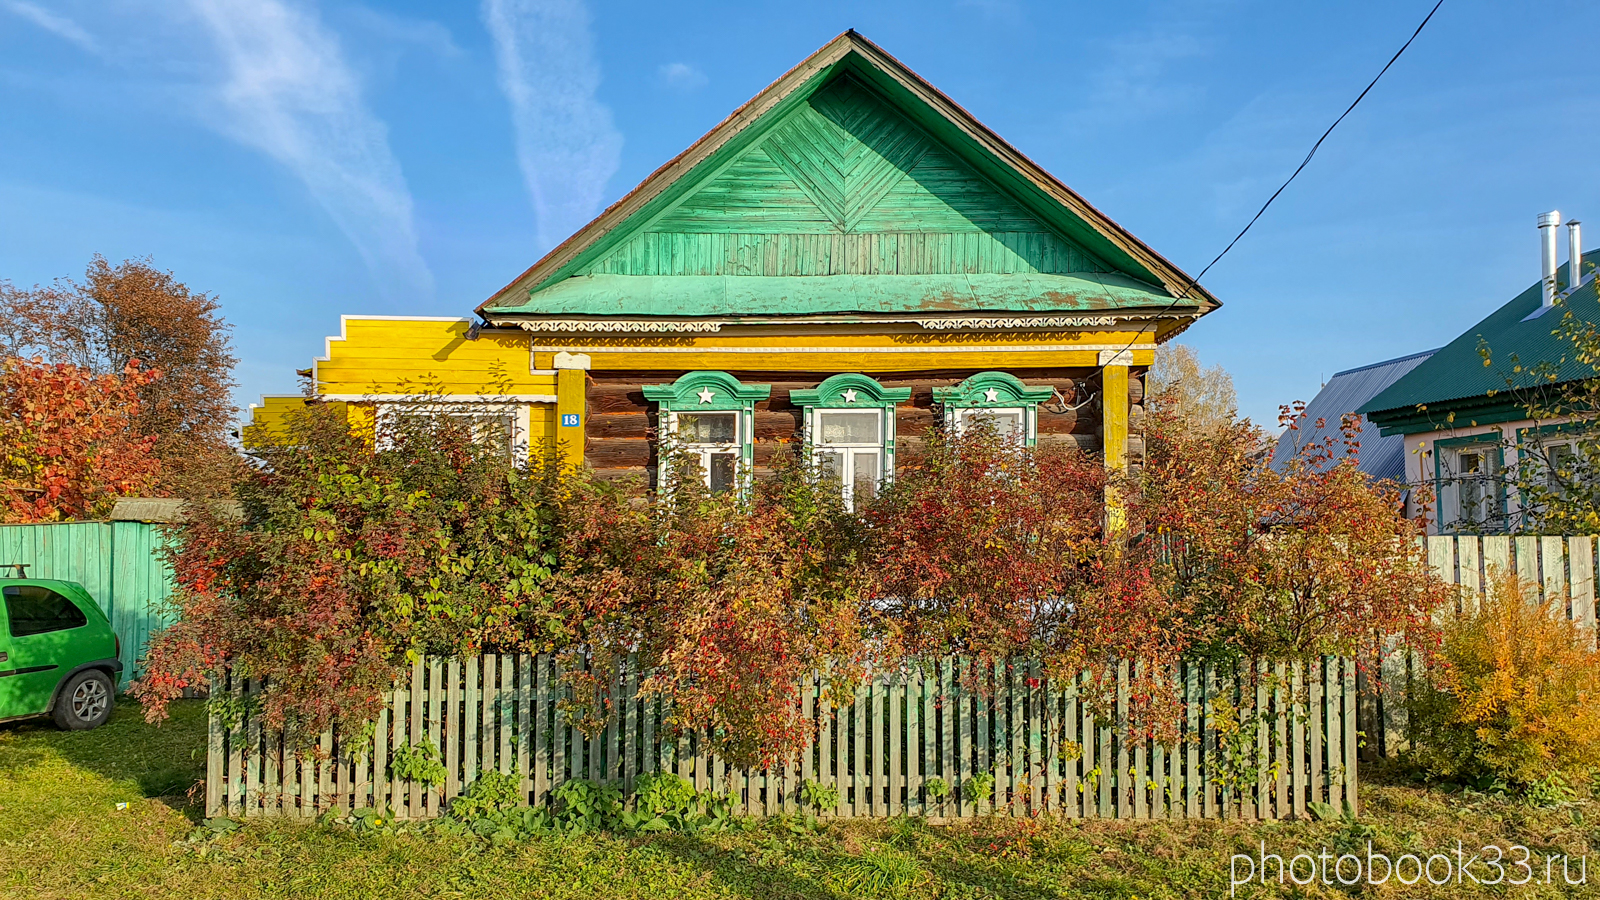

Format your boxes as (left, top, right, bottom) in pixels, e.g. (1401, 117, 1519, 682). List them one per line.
(1363, 394, 1544, 437)
(481, 273, 1189, 319)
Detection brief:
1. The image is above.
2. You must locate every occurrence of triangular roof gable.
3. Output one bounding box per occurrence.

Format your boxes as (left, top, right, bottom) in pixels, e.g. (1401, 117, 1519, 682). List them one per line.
(479, 31, 1217, 317)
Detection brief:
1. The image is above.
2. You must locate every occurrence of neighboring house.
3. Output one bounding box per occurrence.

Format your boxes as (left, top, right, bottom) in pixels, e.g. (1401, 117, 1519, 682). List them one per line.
(1270, 349, 1437, 485)
(250, 32, 1220, 503)
(1359, 213, 1597, 534)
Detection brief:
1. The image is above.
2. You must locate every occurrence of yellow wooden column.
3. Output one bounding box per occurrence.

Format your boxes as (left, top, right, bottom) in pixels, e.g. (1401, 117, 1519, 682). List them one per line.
(554, 352, 589, 471)
(1100, 352, 1130, 533)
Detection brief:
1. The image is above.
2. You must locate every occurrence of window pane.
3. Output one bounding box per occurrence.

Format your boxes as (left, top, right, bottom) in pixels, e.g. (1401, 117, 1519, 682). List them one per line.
(1549, 443, 1575, 490)
(708, 452, 737, 493)
(819, 411, 879, 445)
(680, 413, 737, 444)
(3, 586, 88, 637)
(852, 451, 880, 502)
(817, 450, 843, 483)
(966, 409, 1024, 439)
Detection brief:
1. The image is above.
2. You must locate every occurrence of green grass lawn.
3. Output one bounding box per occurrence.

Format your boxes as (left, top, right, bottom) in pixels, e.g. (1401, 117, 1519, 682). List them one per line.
(2, 700, 1598, 899)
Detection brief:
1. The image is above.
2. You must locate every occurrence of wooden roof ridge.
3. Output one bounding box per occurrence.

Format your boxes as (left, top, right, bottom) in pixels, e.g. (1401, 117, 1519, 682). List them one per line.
(477, 30, 1219, 317)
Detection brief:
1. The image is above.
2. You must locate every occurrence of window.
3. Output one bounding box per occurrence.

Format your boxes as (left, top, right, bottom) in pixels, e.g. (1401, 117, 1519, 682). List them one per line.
(643, 372, 772, 493)
(1435, 434, 1506, 532)
(375, 401, 528, 462)
(933, 371, 1055, 448)
(678, 411, 741, 493)
(792, 375, 911, 510)
(816, 409, 883, 508)
(954, 407, 1025, 442)
(3, 585, 87, 637)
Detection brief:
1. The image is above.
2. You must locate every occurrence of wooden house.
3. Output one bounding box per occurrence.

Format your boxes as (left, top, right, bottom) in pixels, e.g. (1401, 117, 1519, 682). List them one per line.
(250, 32, 1219, 498)
(1359, 213, 1596, 533)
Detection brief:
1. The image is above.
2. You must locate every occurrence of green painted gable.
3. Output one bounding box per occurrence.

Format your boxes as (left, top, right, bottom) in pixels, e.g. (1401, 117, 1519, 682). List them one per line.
(1360, 249, 1600, 435)
(481, 33, 1215, 322)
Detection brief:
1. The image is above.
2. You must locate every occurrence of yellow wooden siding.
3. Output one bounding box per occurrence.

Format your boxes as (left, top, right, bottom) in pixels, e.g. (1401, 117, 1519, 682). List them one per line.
(244, 395, 314, 447)
(317, 317, 555, 398)
(533, 328, 1155, 372)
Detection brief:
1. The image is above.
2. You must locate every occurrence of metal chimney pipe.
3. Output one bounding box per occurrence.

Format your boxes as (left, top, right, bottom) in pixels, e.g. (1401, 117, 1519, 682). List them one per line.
(1540, 210, 1561, 307)
(1569, 219, 1583, 292)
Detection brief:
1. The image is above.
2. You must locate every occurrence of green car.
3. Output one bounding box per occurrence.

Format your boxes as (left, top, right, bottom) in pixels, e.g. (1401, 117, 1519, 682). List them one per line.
(0, 578, 122, 730)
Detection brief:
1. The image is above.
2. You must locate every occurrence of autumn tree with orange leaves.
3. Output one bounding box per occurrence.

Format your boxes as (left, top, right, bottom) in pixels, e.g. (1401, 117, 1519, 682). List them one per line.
(1, 255, 239, 499)
(0, 357, 162, 522)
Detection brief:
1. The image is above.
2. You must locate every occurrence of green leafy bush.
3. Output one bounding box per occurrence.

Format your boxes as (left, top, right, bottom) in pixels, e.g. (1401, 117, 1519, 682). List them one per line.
(923, 777, 949, 800)
(389, 740, 447, 787)
(448, 769, 523, 820)
(552, 779, 623, 833)
(800, 778, 840, 813)
(962, 772, 996, 805)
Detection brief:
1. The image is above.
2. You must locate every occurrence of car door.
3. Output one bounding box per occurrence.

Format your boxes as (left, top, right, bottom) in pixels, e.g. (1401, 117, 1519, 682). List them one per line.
(0, 584, 89, 717)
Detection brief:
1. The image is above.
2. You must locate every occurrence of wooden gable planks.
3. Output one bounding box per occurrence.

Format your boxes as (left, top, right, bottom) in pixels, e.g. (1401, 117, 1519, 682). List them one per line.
(578, 76, 1114, 282)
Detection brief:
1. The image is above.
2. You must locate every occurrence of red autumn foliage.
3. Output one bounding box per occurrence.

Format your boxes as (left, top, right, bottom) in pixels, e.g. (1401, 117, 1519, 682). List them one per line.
(136, 391, 1449, 769)
(0, 357, 162, 522)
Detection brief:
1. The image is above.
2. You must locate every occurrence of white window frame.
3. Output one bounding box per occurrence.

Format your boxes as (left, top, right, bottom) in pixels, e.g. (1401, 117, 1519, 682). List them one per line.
(1438, 442, 1503, 530)
(812, 407, 885, 511)
(667, 409, 746, 493)
(952, 406, 1031, 444)
(373, 400, 532, 464)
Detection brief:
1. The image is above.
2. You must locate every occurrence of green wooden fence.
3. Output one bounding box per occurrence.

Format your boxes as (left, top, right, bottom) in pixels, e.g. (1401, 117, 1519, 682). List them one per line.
(208, 655, 1360, 821)
(0, 520, 175, 675)
(1369, 534, 1599, 759)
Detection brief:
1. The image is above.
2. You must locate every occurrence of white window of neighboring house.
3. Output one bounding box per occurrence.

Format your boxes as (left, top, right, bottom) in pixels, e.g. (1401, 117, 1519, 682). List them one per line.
(814, 408, 883, 510)
(1440, 443, 1502, 529)
(374, 402, 529, 463)
(673, 410, 742, 493)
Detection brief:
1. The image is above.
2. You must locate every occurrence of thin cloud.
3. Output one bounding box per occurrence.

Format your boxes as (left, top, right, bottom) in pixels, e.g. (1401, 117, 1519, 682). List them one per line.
(186, 0, 433, 303)
(482, 0, 622, 253)
(2, 1, 98, 52)
(657, 62, 708, 92)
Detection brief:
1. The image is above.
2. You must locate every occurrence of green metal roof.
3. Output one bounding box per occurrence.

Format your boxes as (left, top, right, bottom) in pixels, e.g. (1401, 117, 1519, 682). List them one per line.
(1359, 249, 1600, 432)
(493, 272, 1188, 319)
(479, 32, 1217, 323)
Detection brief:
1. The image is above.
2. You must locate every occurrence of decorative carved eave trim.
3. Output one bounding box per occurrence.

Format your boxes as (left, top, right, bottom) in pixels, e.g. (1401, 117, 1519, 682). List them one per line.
(487, 310, 1199, 336)
(495, 319, 725, 334)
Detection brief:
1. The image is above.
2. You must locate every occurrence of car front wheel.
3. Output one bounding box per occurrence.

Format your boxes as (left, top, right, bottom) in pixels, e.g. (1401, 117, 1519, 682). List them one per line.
(53, 669, 114, 730)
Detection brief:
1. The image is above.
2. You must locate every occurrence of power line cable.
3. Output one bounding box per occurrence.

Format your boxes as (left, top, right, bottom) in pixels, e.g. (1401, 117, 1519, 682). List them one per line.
(1083, 0, 1447, 392)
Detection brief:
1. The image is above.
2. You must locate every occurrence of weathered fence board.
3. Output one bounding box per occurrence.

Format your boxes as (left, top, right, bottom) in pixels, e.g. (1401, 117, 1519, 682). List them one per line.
(210, 654, 1360, 821)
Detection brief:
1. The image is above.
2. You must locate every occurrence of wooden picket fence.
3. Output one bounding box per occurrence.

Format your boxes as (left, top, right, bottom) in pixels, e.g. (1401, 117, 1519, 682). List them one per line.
(207, 655, 1359, 821)
(1366, 534, 1599, 760)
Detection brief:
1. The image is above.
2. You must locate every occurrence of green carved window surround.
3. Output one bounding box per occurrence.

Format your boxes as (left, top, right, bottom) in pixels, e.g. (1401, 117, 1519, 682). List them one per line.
(933, 371, 1055, 448)
(791, 374, 912, 509)
(643, 372, 771, 492)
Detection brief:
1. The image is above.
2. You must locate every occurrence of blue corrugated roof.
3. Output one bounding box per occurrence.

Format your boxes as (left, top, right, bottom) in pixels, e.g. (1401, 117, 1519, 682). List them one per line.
(1271, 349, 1438, 482)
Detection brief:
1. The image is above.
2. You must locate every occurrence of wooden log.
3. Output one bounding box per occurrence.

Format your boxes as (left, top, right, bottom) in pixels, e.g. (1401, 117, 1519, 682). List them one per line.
(754, 410, 802, 439)
(895, 407, 938, 436)
(585, 437, 652, 468)
(586, 384, 649, 414)
(1035, 407, 1079, 433)
(1036, 433, 1102, 453)
(585, 412, 650, 439)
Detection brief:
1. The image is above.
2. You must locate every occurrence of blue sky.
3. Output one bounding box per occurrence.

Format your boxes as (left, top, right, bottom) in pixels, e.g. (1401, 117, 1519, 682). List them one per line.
(2, 0, 1597, 427)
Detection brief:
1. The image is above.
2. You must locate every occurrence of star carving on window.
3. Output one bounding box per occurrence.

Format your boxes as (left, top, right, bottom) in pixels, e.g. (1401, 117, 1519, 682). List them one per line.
(841, 388, 858, 403)
(983, 387, 1000, 403)
(697, 388, 715, 404)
